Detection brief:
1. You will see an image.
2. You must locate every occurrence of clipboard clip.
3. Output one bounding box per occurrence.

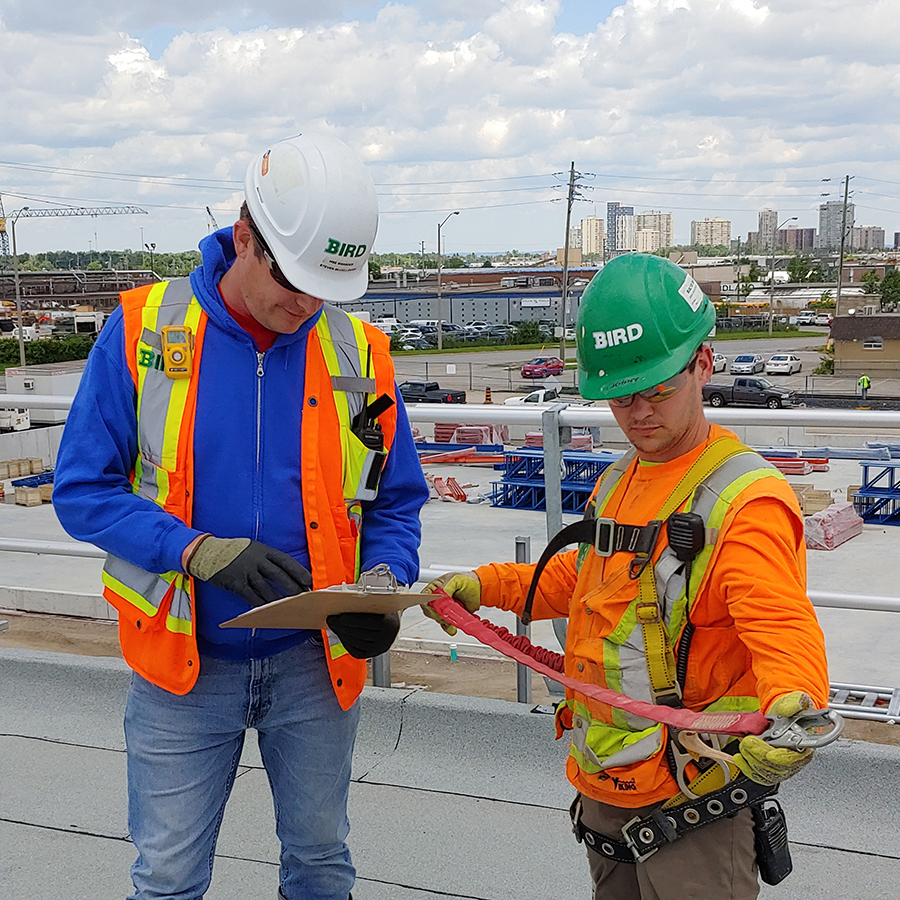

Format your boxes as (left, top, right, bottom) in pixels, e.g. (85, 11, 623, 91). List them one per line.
(356, 563, 399, 594)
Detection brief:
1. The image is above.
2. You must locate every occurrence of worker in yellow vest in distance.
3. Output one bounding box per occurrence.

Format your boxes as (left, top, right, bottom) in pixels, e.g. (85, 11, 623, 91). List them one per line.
(424, 254, 829, 900)
(858, 373, 871, 401)
(53, 133, 429, 900)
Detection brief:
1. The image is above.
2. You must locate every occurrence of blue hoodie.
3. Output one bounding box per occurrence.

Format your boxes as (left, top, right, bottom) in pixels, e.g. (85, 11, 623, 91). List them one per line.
(53, 229, 429, 660)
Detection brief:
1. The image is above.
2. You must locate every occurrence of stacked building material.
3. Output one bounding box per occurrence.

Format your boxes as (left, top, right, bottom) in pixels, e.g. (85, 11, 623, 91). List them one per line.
(524, 432, 543, 448)
(570, 433, 594, 452)
(789, 483, 834, 516)
(433, 423, 461, 443)
(805, 502, 864, 550)
(453, 425, 493, 445)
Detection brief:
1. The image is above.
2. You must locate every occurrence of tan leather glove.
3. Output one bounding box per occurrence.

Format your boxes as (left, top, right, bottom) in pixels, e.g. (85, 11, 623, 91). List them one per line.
(420, 572, 481, 636)
(734, 691, 815, 786)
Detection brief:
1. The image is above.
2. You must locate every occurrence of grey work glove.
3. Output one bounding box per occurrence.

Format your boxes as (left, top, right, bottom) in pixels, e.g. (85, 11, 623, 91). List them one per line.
(186, 536, 312, 608)
(326, 611, 401, 659)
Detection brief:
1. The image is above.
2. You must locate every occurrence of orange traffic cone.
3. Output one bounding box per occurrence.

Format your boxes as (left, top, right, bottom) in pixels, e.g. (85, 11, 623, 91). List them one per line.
(484, 386, 493, 404)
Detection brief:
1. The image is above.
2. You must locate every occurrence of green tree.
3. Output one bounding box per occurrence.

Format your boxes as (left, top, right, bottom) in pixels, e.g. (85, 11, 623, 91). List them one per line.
(860, 271, 881, 294)
(513, 321, 541, 343)
(367, 258, 381, 280)
(787, 255, 822, 283)
(879, 270, 900, 306)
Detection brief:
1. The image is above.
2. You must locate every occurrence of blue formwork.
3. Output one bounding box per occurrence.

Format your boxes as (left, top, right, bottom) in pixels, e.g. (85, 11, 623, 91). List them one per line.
(490, 449, 621, 513)
(10, 469, 54, 488)
(851, 460, 900, 526)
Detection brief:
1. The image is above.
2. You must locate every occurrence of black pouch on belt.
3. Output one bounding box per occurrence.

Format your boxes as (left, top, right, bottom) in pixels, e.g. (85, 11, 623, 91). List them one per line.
(751, 799, 792, 885)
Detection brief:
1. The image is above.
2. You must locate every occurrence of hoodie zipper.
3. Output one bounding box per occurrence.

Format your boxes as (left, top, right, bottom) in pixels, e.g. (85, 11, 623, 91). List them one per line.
(252, 350, 265, 641)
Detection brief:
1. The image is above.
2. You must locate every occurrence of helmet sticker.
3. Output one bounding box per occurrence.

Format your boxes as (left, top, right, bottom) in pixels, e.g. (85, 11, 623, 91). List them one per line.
(592, 323, 643, 350)
(260, 151, 270, 177)
(678, 275, 704, 312)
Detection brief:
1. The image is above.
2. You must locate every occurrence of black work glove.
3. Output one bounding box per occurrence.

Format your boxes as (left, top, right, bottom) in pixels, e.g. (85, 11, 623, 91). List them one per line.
(326, 612, 400, 659)
(186, 536, 312, 608)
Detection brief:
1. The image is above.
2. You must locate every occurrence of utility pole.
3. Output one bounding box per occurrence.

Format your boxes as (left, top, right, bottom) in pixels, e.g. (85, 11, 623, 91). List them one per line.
(559, 161, 576, 361)
(768, 217, 796, 335)
(436, 211, 459, 351)
(836, 175, 851, 315)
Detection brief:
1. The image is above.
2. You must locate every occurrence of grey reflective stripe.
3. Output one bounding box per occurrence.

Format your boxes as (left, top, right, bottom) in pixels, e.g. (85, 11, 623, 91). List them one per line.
(653, 450, 780, 621)
(136, 278, 196, 467)
(103, 553, 172, 611)
(592, 451, 635, 511)
(322, 305, 367, 422)
(331, 375, 376, 394)
(170, 582, 191, 622)
(136, 457, 162, 504)
(140, 328, 162, 351)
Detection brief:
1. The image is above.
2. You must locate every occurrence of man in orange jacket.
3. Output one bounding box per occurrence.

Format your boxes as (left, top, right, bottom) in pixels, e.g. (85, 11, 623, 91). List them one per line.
(426, 254, 829, 900)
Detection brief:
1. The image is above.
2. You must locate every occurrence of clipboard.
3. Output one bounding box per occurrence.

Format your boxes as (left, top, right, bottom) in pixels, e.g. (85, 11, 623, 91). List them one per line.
(219, 565, 425, 630)
(219, 586, 426, 630)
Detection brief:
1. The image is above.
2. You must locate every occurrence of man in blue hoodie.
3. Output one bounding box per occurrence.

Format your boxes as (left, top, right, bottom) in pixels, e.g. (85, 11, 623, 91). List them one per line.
(53, 134, 429, 900)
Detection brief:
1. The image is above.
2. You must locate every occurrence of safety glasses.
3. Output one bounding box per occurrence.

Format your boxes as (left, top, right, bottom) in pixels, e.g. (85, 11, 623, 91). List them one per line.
(608, 353, 699, 409)
(246, 217, 302, 294)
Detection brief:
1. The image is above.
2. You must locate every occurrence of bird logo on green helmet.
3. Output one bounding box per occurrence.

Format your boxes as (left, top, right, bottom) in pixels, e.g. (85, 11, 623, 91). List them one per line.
(575, 254, 715, 400)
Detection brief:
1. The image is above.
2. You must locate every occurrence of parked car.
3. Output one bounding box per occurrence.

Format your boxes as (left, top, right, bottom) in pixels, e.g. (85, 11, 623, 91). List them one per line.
(765, 354, 802, 375)
(504, 387, 561, 406)
(730, 353, 765, 374)
(712, 352, 727, 373)
(702, 378, 795, 409)
(397, 381, 467, 403)
(796, 311, 817, 326)
(520, 356, 565, 378)
(486, 324, 517, 342)
(814, 313, 833, 327)
(465, 321, 490, 330)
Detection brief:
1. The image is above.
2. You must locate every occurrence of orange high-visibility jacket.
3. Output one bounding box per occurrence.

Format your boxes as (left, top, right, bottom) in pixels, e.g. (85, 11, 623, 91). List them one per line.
(476, 426, 829, 807)
(101, 280, 398, 706)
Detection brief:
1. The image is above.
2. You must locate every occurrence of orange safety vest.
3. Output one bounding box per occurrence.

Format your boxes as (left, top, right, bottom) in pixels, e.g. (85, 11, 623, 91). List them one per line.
(554, 436, 809, 807)
(101, 278, 397, 706)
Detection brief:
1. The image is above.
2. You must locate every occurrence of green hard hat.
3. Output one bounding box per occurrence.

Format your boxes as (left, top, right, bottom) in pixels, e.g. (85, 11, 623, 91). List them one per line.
(576, 254, 715, 400)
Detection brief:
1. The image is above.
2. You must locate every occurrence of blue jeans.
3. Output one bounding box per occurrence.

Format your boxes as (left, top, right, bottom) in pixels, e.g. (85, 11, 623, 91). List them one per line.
(124, 636, 359, 900)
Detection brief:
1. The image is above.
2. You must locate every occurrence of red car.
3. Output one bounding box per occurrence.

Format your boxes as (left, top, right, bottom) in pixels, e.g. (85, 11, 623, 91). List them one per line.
(520, 356, 565, 378)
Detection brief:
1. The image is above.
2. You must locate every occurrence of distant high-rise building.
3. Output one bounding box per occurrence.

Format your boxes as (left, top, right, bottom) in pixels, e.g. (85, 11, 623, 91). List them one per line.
(607, 202, 634, 254)
(580, 216, 605, 257)
(634, 211, 673, 249)
(817, 200, 855, 250)
(778, 227, 816, 252)
(569, 225, 582, 250)
(894, 232, 900, 251)
(690, 217, 731, 247)
(851, 226, 885, 251)
(758, 209, 778, 252)
(635, 229, 662, 253)
(615, 214, 636, 254)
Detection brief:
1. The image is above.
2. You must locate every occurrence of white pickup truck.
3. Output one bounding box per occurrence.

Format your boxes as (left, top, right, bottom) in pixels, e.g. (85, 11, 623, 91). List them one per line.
(503, 387, 592, 406)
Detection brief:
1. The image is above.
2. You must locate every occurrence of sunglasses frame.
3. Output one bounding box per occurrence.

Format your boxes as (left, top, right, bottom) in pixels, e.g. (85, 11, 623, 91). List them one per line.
(608, 351, 701, 409)
(246, 217, 302, 294)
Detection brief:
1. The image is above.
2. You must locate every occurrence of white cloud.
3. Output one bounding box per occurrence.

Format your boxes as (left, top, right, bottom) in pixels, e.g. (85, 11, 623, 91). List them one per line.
(0, 0, 898, 254)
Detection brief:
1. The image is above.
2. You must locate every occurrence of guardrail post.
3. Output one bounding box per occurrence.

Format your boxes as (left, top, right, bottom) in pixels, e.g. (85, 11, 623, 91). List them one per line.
(542, 403, 571, 655)
(372, 651, 391, 689)
(515, 536, 532, 704)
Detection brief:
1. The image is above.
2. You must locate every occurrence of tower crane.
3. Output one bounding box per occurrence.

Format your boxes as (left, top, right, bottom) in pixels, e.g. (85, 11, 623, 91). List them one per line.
(207, 206, 219, 233)
(6, 202, 147, 365)
(0, 194, 11, 264)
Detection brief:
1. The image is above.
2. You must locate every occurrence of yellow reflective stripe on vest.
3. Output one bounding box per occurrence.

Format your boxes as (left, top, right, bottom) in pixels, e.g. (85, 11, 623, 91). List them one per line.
(104, 279, 200, 636)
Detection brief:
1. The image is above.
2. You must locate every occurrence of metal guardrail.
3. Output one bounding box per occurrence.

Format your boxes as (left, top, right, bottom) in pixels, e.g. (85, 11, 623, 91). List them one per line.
(3, 397, 899, 722)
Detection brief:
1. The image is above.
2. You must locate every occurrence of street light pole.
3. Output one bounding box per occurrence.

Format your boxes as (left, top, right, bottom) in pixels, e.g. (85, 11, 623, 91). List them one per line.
(768, 217, 796, 335)
(145, 242, 156, 280)
(10, 208, 29, 367)
(436, 211, 458, 351)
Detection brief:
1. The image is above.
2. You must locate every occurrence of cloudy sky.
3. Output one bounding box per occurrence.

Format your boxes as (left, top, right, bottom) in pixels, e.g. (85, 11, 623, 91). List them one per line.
(1, 0, 898, 258)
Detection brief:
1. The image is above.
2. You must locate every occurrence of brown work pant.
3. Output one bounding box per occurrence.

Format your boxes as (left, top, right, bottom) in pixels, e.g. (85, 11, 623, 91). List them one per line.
(577, 794, 759, 900)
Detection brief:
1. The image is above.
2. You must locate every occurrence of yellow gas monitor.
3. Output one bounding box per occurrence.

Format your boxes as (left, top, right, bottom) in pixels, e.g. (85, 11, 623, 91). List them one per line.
(161, 326, 193, 379)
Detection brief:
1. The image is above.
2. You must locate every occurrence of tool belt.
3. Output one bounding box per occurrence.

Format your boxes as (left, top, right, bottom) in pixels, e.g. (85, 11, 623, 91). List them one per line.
(570, 776, 779, 864)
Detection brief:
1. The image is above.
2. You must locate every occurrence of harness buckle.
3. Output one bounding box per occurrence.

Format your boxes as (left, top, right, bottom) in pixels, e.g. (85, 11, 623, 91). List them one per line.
(621, 816, 660, 863)
(593, 517, 617, 556)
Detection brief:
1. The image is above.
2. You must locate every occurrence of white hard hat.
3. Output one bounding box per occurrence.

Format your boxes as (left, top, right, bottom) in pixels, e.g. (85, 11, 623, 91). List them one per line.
(244, 133, 378, 302)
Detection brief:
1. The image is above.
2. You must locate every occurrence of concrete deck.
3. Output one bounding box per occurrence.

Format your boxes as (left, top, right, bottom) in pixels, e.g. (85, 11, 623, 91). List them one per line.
(2, 647, 899, 899)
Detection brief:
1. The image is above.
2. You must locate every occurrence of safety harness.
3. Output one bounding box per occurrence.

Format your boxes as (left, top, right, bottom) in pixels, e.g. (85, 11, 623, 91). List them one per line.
(431, 437, 795, 873)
